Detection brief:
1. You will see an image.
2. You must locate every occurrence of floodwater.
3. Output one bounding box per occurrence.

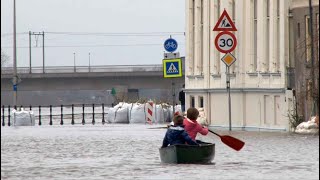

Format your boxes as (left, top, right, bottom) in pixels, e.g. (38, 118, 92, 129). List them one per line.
(1, 124, 319, 180)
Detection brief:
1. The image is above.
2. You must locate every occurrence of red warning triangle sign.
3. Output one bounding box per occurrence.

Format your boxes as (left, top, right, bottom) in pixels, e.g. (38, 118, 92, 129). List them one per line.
(213, 9, 237, 31)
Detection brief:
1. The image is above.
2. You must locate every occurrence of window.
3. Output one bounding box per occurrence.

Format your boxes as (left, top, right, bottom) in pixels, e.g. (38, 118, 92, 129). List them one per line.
(200, 0, 204, 73)
(297, 23, 300, 38)
(275, 0, 280, 71)
(306, 79, 312, 100)
(317, 13, 319, 61)
(199, 96, 204, 108)
(214, 0, 221, 74)
(277, 0, 280, 17)
(253, 0, 258, 71)
(306, 15, 311, 62)
(266, 0, 270, 71)
(217, 0, 220, 18)
(190, 0, 195, 75)
(266, 0, 270, 17)
(191, 96, 195, 108)
(231, 0, 236, 73)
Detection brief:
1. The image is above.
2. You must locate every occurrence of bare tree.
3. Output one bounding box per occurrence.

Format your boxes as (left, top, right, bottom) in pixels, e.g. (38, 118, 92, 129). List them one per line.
(294, 15, 319, 120)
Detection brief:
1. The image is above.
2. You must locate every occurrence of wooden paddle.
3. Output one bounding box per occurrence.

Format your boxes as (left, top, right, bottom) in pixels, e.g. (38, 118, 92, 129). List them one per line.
(208, 129, 245, 151)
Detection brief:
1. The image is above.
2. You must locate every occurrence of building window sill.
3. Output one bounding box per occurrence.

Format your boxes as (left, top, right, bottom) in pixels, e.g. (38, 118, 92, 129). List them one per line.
(194, 75, 204, 79)
(228, 73, 236, 78)
(260, 72, 271, 76)
(186, 75, 196, 79)
(211, 74, 221, 78)
(247, 72, 258, 76)
(270, 72, 281, 76)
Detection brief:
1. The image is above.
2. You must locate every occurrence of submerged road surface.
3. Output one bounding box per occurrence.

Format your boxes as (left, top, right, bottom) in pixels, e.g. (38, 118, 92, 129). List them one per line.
(1, 124, 319, 180)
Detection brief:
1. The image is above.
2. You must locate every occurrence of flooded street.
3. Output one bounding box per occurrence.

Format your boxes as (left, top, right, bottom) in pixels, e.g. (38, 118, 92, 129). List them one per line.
(1, 124, 319, 180)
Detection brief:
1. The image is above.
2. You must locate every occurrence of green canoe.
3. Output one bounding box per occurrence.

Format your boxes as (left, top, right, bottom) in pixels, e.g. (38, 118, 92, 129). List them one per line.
(159, 142, 215, 164)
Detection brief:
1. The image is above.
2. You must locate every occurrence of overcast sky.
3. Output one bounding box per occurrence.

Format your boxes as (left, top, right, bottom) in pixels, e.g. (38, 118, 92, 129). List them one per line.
(1, 0, 185, 67)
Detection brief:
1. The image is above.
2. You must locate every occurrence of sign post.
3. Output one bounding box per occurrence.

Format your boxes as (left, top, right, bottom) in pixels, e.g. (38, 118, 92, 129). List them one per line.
(213, 10, 237, 131)
(163, 37, 180, 116)
(163, 58, 182, 116)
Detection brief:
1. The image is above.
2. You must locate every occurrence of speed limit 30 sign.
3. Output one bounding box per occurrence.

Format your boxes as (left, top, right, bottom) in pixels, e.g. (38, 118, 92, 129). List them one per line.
(214, 31, 237, 53)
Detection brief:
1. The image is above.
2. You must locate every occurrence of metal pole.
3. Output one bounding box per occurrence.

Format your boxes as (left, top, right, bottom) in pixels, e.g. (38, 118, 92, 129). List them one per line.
(73, 53, 76, 72)
(42, 31, 45, 73)
(172, 81, 175, 116)
(89, 52, 90, 72)
(227, 66, 232, 131)
(13, 0, 17, 107)
(29, 31, 32, 74)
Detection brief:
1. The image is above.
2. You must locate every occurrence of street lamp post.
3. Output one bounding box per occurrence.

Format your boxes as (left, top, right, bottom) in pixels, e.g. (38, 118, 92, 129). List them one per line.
(13, 0, 18, 108)
(89, 52, 91, 72)
(73, 53, 76, 72)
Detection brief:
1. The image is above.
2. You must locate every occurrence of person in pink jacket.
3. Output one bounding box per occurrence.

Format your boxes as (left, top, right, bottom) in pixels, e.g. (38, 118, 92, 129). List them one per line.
(183, 107, 209, 140)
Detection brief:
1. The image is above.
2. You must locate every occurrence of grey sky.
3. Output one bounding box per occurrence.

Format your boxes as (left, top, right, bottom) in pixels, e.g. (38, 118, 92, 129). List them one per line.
(1, 0, 185, 67)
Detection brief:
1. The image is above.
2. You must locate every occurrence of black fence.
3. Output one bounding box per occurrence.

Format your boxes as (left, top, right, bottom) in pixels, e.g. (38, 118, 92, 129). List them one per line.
(1, 103, 112, 126)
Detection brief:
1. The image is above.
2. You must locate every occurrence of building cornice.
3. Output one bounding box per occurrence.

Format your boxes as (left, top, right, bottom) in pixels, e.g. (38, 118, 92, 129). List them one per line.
(185, 88, 287, 93)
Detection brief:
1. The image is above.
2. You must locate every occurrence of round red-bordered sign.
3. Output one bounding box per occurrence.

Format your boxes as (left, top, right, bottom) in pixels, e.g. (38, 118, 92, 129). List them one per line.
(214, 31, 237, 53)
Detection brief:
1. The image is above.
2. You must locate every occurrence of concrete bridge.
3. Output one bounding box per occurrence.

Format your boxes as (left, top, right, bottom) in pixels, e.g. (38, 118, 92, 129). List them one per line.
(1, 61, 185, 106)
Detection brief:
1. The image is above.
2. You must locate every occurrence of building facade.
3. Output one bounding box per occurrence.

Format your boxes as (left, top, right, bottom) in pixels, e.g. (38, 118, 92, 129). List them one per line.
(291, 0, 319, 121)
(185, 0, 296, 130)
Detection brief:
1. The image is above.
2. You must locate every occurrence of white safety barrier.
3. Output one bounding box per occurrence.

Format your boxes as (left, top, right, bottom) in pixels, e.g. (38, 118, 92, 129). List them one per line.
(145, 101, 154, 124)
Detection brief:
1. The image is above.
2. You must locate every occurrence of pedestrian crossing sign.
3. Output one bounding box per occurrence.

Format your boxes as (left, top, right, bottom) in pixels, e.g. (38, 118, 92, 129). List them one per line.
(163, 58, 182, 78)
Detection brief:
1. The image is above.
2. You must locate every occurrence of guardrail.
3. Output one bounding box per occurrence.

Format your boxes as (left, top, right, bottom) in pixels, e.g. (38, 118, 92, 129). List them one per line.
(1, 65, 163, 74)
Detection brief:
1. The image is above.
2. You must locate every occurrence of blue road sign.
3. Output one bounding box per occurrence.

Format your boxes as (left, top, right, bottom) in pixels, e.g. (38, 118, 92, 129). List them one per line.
(164, 38, 178, 52)
(163, 58, 182, 78)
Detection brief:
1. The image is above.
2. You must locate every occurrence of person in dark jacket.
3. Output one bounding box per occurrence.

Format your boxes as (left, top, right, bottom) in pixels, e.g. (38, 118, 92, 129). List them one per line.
(179, 84, 186, 112)
(161, 115, 198, 148)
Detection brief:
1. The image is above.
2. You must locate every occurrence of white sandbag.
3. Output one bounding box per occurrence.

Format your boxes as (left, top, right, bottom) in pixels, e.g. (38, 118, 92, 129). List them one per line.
(129, 103, 146, 123)
(125, 103, 134, 123)
(168, 105, 182, 121)
(159, 103, 172, 122)
(175, 105, 182, 115)
(163, 107, 172, 122)
(106, 107, 117, 123)
(197, 116, 208, 126)
(114, 106, 129, 123)
(305, 122, 319, 129)
(12, 109, 35, 126)
(113, 102, 133, 122)
(197, 108, 209, 126)
(154, 104, 165, 124)
(310, 116, 317, 123)
(295, 128, 319, 134)
(113, 102, 126, 109)
(296, 122, 308, 129)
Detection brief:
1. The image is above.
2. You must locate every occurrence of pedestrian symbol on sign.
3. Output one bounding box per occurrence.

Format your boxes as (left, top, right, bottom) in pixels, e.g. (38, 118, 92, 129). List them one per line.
(167, 63, 178, 73)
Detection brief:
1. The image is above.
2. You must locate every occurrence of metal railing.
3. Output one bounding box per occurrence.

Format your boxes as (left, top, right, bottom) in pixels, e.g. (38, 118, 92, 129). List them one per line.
(1, 64, 163, 74)
(1, 103, 111, 126)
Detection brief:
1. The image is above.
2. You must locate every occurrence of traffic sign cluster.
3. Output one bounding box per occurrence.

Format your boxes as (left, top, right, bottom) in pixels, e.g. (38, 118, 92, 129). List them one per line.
(213, 9, 237, 67)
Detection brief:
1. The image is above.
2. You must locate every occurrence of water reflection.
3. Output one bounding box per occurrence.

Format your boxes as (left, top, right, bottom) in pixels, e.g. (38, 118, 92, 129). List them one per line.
(1, 124, 319, 180)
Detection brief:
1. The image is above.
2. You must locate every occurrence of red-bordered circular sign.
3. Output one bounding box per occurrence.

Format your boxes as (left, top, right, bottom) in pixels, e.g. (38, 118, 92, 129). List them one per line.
(214, 31, 237, 53)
